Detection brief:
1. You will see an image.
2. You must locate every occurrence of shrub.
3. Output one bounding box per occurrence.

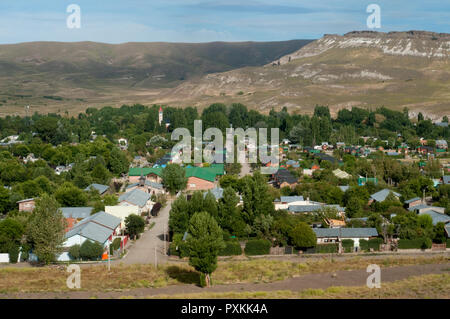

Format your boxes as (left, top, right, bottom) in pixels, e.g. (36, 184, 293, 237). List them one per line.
(447, 238, 450, 248)
(69, 244, 81, 260)
(421, 238, 432, 250)
(80, 240, 104, 261)
(110, 237, 122, 254)
(398, 238, 431, 249)
(20, 243, 31, 262)
(341, 239, 354, 253)
(315, 243, 338, 253)
(359, 239, 368, 251)
(368, 238, 383, 251)
(219, 240, 242, 256)
(8, 244, 20, 263)
(244, 239, 271, 256)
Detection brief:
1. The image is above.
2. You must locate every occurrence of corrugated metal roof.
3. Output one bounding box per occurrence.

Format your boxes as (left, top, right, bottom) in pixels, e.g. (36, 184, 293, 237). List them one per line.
(60, 207, 93, 219)
(119, 189, 151, 207)
(288, 204, 345, 213)
(65, 220, 113, 244)
(203, 187, 224, 200)
(76, 211, 121, 230)
(404, 197, 421, 204)
(418, 210, 450, 225)
(84, 183, 109, 194)
(313, 228, 378, 238)
(370, 189, 401, 202)
(279, 196, 304, 203)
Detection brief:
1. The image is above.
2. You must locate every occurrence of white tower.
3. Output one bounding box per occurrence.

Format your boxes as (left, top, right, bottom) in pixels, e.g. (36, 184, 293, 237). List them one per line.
(158, 106, 163, 125)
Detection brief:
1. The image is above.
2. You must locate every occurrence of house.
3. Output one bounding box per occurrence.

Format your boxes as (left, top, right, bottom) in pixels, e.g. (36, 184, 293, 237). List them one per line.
(333, 169, 351, 179)
(63, 212, 121, 251)
(369, 189, 401, 204)
(84, 183, 110, 196)
(313, 228, 378, 248)
(128, 167, 163, 184)
(435, 122, 449, 128)
(443, 176, 450, 185)
(272, 169, 298, 188)
(118, 189, 153, 214)
(203, 187, 224, 201)
(339, 185, 350, 193)
(274, 196, 305, 210)
(185, 165, 224, 191)
(417, 145, 434, 155)
(445, 224, 450, 238)
(408, 204, 445, 214)
(60, 207, 93, 220)
(404, 197, 422, 209)
(126, 177, 165, 196)
(435, 140, 448, 150)
(418, 210, 450, 226)
(23, 153, 38, 164)
(358, 177, 378, 186)
(104, 205, 140, 230)
(17, 198, 35, 212)
(288, 204, 346, 216)
(315, 153, 339, 164)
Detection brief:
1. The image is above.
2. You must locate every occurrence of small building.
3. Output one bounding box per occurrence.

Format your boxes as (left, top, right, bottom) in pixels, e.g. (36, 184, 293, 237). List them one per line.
(404, 197, 422, 209)
(418, 210, 450, 226)
(104, 205, 140, 230)
(272, 169, 298, 188)
(313, 228, 378, 248)
(126, 178, 165, 196)
(369, 189, 400, 204)
(84, 183, 110, 196)
(119, 189, 153, 214)
(333, 169, 351, 179)
(17, 198, 35, 212)
(436, 140, 448, 150)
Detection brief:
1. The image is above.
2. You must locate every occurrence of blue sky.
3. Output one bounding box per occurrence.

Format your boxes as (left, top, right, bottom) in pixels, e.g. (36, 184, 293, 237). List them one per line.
(0, 0, 449, 43)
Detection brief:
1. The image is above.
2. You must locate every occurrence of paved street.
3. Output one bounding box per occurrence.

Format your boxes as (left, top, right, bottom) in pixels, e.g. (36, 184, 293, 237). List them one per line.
(120, 200, 172, 265)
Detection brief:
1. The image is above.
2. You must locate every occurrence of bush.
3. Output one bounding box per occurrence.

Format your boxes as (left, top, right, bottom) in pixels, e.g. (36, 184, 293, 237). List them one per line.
(219, 240, 242, 256)
(69, 244, 81, 260)
(359, 239, 368, 251)
(341, 239, 354, 252)
(447, 238, 450, 248)
(20, 243, 31, 262)
(398, 238, 431, 249)
(368, 238, 382, 251)
(421, 238, 432, 250)
(80, 240, 104, 261)
(315, 243, 338, 254)
(244, 239, 271, 256)
(169, 240, 189, 257)
(110, 238, 122, 254)
(8, 244, 19, 263)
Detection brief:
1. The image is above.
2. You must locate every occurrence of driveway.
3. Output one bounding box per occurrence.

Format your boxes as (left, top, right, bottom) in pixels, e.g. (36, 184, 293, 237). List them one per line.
(120, 200, 172, 265)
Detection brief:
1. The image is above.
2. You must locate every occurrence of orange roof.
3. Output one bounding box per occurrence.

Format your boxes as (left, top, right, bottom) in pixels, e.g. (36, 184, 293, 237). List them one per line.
(65, 218, 77, 232)
(311, 165, 320, 170)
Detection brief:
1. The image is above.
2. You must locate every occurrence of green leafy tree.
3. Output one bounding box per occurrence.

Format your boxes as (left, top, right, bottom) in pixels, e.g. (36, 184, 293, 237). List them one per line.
(0, 218, 24, 253)
(26, 194, 66, 264)
(125, 214, 145, 240)
(289, 222, 316, 250)
(162, 164, 187, 194)
(186, 212, 225, 287)
(55, 182, 88, 207)
(80, 240, 104, 260)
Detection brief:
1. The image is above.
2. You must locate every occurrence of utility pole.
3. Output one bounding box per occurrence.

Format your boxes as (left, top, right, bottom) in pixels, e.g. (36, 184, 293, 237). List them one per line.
(107, 241, 111, 272)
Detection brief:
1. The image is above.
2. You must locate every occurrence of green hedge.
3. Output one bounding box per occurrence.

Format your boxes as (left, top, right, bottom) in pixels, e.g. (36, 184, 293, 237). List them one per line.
(398, 238, 431, 249)
(8, 244, 19, 263)
(169, 241, 189, 257)
(342, 239, 354, 253)
(315, 243, 338, 253)
(219, 241, 242, 256)
(359, 238, 382, 251)
(447, 239, 450, 248)
(244, 239, 271, 256)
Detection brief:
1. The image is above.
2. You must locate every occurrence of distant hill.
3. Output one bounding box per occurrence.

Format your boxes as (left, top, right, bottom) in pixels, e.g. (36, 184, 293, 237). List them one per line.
(160, 31, 450, 119)
(0, 40, 312, 115)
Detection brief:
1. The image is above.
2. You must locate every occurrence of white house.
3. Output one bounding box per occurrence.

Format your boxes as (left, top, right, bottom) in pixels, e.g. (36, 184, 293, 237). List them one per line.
(105, 205, 140, 230)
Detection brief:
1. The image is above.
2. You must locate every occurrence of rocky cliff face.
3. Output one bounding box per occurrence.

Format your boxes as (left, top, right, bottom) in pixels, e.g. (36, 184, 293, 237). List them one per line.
(161, 31, 450, 118)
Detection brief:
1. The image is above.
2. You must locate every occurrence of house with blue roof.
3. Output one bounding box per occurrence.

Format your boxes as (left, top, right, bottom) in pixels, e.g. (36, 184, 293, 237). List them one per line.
(418, 210, 450, 226)
(369, 189, 400, 204)
(84, 183, 110, 196)
(313, 227, 378, 248)
(119, 189, 153, 214)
